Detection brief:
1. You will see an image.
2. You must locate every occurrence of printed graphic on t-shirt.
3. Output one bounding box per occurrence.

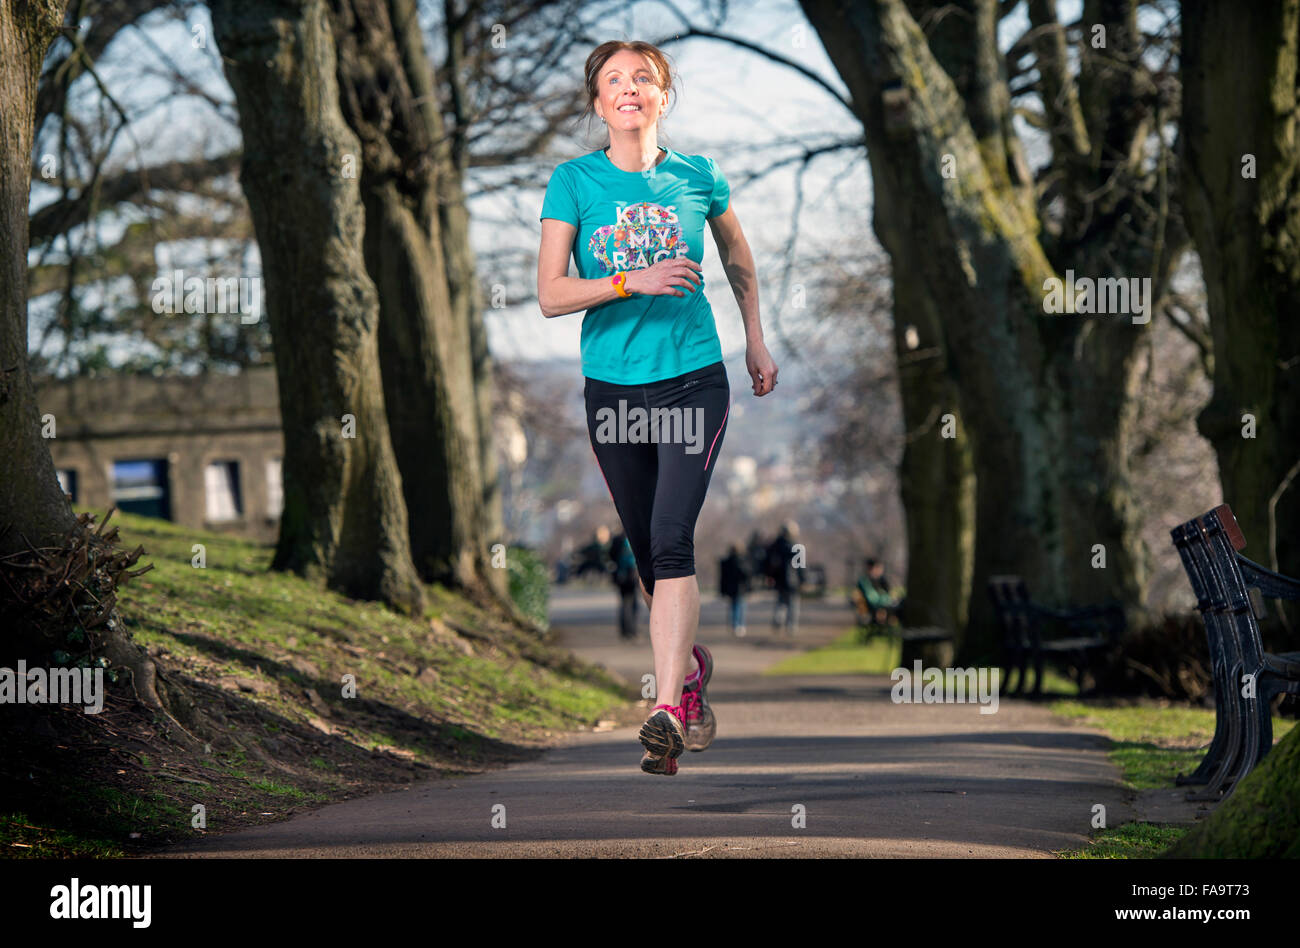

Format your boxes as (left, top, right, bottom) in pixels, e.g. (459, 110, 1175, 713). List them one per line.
(588, 201, 688, 274)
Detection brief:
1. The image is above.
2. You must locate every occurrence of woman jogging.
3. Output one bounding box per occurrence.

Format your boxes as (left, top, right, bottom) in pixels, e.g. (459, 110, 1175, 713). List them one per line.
(537, 40, 777, 776)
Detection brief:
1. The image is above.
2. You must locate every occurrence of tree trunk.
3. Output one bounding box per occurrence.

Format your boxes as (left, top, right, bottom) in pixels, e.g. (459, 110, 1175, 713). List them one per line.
(905, 0, 1160, 636)
(1, 0, 189, 725)
(801, 0, 1066, 660)
(328, 0, 503, 600)
(1044, 0, 1164, 626)
(891, 263, 975, 665)
(209, 0, 425, 615)
(435, 0, 507, 569)
(801, 0, 1165, 657)
(1180, 0, 1300, 586)
(1044, 318, 1151, 618)
(0, 0, 71, 563)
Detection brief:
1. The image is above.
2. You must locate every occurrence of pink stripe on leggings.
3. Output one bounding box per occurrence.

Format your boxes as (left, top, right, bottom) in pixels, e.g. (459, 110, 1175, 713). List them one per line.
(704, 401, 730, 471)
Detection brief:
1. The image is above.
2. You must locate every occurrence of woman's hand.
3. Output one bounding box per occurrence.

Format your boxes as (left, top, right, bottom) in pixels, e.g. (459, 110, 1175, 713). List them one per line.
(747, 339, 778, 396)
(623, 258, 703, 297)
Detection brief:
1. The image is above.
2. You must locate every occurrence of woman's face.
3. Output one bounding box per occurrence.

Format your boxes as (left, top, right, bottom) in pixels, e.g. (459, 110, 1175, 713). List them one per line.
(593, 50, 665, 132)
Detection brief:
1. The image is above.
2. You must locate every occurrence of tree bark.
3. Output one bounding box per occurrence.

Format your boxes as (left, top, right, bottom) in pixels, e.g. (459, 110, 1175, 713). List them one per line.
(801, 0, 1166, 657)
(435, 0, 506, 569)
(328, 0, 504, 599)
(209, 0, 425, 615)
(1180, 0, 1300, 584)
(1, 0, 189, 726)
(1, 0, 72, 565)
(802, 0, 1065, 660)
(891, 255, 976, 664)
(1045, 0, 1163, 619)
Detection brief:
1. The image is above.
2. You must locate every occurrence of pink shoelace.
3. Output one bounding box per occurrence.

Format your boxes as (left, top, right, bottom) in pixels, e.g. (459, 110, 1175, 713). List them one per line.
(654, 702, 686, 726)
(680, 688, 701, 722)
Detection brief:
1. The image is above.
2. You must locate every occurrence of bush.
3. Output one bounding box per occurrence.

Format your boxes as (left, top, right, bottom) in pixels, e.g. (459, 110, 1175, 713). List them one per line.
(0, 507, 148, 670)
(507, 546, 549, 629)
(1096, 612, 1212, 700)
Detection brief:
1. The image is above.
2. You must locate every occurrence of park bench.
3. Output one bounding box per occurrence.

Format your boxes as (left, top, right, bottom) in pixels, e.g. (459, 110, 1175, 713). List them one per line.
(801, 563, 828, 598)
(987, 576, 1125, 697)
(1169, 504, 1300, 801)
(850, 582, 894, 626)
(848, 585, 952, 648)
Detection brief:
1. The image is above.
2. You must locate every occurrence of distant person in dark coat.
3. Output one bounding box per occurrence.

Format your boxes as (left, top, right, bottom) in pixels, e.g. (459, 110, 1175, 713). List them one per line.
(766, 521, 804, 636)
(610, 532, 640, 641)
(573, 525, 612, 579)
(746, 530, 768, 584)
(718, 544, 752, 637)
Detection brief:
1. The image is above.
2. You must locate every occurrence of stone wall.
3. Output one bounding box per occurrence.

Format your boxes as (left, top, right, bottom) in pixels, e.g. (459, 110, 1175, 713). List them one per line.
(34, 366, 284, 543)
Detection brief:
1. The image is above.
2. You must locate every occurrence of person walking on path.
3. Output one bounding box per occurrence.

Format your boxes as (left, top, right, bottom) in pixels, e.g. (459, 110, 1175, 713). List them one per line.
(610, 532, 640, 640)
(719, 543, 752, 637)
(572, 525, 612, 580)
(767, 521, 804, 637)
(538, 40, 776, 774)
(746, 529, 768, 583)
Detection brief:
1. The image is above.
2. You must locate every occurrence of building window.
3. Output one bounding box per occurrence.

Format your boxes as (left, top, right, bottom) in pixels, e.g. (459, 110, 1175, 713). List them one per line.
(205, 460, 243, 521)
(266, 457, 283, 518)
(55, 468, 78, 503)
(111, 459, 171, 520)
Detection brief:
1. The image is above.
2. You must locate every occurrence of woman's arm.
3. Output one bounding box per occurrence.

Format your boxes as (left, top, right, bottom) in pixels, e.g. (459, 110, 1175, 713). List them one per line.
(708, 204, 778, 396)
(537, 219, 621, 317)
(537, 218, 704, 318)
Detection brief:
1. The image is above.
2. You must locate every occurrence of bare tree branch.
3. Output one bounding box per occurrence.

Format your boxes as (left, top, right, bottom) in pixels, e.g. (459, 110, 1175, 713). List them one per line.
(30, 152, 241, 245)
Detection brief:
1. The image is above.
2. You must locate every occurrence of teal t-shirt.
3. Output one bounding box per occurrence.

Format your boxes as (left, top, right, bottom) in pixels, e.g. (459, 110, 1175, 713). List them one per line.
(539, 146, 730, 384)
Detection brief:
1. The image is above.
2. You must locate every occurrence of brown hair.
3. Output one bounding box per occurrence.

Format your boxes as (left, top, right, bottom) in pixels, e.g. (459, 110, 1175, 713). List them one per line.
(580, 40, 678, 127)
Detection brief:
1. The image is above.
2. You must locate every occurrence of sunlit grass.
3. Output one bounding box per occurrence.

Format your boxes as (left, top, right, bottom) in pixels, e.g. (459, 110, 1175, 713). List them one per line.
(106, 510, 622, 752)
(1050, 700, 1295, 791)
(761, 628, 901, 675)
(1052, 700, 1295, 858)
(1058, 822, 1188, 859)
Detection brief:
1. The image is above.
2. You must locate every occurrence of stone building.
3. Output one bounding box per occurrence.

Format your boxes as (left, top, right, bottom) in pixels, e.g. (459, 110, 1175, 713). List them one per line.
(35, 366, 284, 543)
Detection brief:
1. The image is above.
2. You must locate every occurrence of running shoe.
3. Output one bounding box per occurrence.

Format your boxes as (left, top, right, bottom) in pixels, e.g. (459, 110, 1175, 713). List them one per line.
(639, 703, 686, 775)
(682, 643, 716, 752)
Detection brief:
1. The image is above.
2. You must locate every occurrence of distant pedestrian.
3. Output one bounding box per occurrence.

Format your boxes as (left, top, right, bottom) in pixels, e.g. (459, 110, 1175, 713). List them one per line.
(573, 525, 612, 579)
(719, 543, 752, 637)
(610, 532, 640, 640)
(746, 529, 768, 584)
(766, 521, 803, 636)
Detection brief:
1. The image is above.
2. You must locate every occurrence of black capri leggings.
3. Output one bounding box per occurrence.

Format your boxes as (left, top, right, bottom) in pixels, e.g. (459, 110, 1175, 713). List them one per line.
(585, 360, 731, 597)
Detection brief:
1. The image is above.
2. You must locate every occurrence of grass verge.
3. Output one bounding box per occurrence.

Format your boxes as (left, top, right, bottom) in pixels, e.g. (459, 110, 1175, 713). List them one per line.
(762, 627, 1080, 695)
(1050, 699, 1296, 858)
(761, 628, 901, 676)
(0, 510, 627, 858)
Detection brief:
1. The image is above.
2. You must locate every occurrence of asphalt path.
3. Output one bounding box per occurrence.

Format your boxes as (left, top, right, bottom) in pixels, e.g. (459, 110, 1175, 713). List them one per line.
(164, 587, 1147, 858)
